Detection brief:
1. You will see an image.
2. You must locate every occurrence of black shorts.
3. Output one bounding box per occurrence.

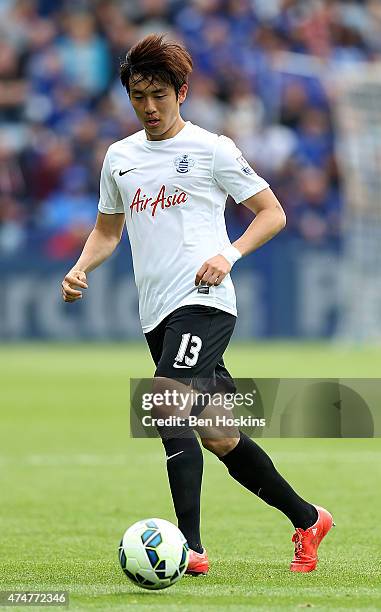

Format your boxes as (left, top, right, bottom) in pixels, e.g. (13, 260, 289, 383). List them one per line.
(144, 305, 236, 394)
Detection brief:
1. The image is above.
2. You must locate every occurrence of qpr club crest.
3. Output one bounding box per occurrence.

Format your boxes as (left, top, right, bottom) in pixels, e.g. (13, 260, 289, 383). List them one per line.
(174, 154, 196, 174)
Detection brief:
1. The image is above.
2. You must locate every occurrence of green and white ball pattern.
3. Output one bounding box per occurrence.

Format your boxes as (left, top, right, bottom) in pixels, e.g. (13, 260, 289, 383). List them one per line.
(118, 518, 189, 590)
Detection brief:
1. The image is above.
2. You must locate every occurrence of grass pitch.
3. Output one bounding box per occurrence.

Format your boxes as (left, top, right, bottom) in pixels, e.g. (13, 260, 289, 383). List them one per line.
(0, 342, 380, 611)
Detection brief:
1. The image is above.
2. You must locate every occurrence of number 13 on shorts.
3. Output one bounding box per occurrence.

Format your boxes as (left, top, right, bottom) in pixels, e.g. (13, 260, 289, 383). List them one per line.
(175, 333, 203, 367)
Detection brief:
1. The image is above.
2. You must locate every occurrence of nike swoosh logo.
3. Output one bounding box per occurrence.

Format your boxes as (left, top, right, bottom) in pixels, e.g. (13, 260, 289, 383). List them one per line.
(166, 451, 184, 461)
(119, 168, 136, 176)
(173, 362, 192, 369)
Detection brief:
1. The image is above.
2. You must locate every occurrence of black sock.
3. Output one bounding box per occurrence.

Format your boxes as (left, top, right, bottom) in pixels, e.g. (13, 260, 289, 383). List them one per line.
(160, 434, 204, 553)
(219, 432, 318, 529)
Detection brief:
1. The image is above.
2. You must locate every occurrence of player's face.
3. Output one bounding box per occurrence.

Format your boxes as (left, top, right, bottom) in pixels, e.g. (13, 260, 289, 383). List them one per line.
(129, 78, 188, 141)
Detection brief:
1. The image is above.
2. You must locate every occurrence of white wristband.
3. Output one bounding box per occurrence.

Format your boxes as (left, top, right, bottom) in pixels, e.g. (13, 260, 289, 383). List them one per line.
(220, 245, 242, 267)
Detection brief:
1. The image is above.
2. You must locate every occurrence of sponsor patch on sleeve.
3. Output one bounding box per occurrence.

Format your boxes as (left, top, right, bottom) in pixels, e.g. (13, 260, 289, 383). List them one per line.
(236, 155, 254, 175)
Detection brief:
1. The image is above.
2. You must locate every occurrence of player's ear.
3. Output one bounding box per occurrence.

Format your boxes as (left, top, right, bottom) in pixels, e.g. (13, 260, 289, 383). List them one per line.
(178, 83, 188, 105)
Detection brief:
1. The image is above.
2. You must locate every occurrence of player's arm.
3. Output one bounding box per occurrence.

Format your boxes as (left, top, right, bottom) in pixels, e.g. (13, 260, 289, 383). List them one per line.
(61, 211, 125, 302)
(195, 188, 286, 287)
(233, 187, 286, 255)
(196, 135, 286, 287)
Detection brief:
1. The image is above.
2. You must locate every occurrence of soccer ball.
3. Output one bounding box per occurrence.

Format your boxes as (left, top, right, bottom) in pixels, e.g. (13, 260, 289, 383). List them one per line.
(118, 518, 189, 590)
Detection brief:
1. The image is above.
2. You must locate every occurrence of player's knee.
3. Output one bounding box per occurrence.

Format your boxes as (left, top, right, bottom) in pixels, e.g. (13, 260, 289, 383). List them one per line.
(151, 376, 191, 418)
(152, 375, 171, 395)
(150, 376, 172, 418)
(201, 436, 239, 457)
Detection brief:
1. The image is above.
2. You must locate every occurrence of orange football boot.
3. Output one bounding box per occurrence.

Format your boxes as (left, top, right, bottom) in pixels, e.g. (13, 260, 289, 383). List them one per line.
(290, 505, 334, 572)
(185, 548, 209, 576)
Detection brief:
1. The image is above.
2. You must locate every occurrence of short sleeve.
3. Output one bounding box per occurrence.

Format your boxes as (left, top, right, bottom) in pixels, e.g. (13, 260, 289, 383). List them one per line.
(212, 136, 269, 203)
(98, 149, 124, 214)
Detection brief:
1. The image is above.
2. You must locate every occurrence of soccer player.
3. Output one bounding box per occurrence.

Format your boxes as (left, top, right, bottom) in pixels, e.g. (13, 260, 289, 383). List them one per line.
(62, 34, 333, 575)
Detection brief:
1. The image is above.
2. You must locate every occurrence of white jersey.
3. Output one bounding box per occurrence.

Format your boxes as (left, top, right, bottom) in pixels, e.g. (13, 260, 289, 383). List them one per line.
(98, 121, 269, 332)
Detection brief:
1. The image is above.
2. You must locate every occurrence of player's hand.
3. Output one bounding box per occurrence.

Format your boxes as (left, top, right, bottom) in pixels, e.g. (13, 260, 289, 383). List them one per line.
(195, 254, 231, 287)
(61, 269, 88, 302)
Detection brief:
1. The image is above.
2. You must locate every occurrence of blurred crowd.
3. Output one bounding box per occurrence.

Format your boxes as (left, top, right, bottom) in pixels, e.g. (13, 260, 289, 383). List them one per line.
(1, 0, 380, 259)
